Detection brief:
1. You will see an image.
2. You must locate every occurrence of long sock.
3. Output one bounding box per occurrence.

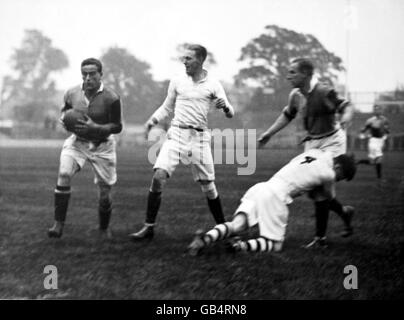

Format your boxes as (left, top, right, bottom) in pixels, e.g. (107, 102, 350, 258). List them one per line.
(202, 222, 232, 246)
(207, 196, 225, 224)
(238, 237, 274, 252)
(376, 163, 382, 179)
(329, 198, 344, 217)
(315, 200, 330, 238)
(145, 191, 162, 224)
(357, 159, 371, 165)
(99, 200, 112, 230)
(54, 186, 71, 222)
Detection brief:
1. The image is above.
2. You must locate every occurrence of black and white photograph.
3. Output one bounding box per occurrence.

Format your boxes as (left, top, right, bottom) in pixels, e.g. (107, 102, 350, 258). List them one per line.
(0, 0, 403, 305)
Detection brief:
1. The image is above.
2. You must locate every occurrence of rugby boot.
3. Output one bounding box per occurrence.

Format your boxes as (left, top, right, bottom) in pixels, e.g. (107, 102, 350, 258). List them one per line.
(303, 236, 328, 249)
(129, 224, 154, 241)
(187, 229, 205, 256)
(48, 221, 64, 238)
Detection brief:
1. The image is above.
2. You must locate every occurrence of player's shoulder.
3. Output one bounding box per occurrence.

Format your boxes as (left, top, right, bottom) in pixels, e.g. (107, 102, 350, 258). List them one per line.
(315, 82, 338, 98)
(102, 85, 120, 101)
(65, 84, 82, 96)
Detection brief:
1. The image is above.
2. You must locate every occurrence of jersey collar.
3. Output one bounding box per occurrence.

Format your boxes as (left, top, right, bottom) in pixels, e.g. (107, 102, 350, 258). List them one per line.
(81, 82, 104, 92)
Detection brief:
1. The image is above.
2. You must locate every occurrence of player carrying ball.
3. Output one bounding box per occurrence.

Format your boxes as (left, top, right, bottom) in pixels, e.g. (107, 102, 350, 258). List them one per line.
(48, 58, 123, 239)
(129, 44, 235, 241)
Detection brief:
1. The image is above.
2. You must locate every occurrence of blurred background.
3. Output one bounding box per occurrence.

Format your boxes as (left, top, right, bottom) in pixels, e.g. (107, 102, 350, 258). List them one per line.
(0, 0, 403, 150)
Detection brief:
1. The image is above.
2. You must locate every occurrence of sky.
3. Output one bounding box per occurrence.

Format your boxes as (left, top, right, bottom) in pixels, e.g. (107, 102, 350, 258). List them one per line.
(1, 0, 404, 100)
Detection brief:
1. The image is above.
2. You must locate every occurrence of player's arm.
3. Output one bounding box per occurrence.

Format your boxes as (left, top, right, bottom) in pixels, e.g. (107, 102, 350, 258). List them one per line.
(145, 80, 177, 135)
(75, 99, 123, 137)
(327, 89, 354, 129)
(211, 83, 235, 118)
(257, 90, 299, 148)
(59, 91, 73, 129)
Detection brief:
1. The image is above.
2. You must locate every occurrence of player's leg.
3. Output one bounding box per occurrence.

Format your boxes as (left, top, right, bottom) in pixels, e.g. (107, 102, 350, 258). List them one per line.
(329, 198, 355, 237)
(304, 199, 330, 249)
(188, 212, 248, 256)
(200, 180, 225, 224)
(130, 135, 180, 241)
(375, 156, 382, 179)
(234, 182, 287, 253)
(192, 136, 225, 224)
(129, 168, 169, 240)
(88, 137, 117, 238)
(97, 182, 113, 238)
(48, 152, 81, 238)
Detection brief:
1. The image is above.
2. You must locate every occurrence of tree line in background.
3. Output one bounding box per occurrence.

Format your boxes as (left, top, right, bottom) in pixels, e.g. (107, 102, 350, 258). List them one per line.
(0, 25, 387, 128)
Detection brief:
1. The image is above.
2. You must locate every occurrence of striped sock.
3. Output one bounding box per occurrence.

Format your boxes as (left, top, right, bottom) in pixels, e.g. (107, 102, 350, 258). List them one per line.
(202, 222, 232, 246)
(238, 237, 274, 252)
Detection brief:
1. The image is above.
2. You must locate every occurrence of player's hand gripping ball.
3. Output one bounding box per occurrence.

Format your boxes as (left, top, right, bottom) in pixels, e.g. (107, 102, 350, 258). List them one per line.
(62, 109, 86, 132)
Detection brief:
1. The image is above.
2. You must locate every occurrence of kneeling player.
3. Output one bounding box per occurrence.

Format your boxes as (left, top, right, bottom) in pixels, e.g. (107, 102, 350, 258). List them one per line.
(188, 149, 356, 255)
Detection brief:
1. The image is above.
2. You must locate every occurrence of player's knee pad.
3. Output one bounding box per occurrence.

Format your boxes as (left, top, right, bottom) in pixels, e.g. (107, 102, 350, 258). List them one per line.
(150, 169, 168, 193)
(200, 181, 218, 200)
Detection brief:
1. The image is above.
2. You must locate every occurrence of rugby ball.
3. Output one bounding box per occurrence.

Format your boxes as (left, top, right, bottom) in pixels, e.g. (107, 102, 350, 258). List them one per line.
(63, 109, 86, 132)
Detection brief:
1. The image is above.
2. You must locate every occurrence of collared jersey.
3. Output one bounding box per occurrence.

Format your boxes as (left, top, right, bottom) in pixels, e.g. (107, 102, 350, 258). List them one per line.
(150, 71, 234, 129)
(272, 149, 335, 200)
(62, 83, 122, 141)
(283, 80, 350, 138)
(362, 115, 389, 138)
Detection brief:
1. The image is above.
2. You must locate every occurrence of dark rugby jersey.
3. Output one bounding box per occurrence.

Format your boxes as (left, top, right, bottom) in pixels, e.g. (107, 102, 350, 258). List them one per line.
(62, 83, 122, 141)
(362, 115, 389, 138)
(283, 82, 350, 138)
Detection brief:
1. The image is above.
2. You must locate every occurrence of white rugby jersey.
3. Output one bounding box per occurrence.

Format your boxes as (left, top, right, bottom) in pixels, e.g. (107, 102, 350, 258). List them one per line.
(272, 149, 336, 201)
(150, 71, 234, 129)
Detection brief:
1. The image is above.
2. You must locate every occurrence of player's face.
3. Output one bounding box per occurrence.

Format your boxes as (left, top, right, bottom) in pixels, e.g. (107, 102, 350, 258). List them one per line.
(374, 105, 382, 116)
(182, 49, 202, 76)
(81, 64, 102, 91)
(287, 62, 308, 88)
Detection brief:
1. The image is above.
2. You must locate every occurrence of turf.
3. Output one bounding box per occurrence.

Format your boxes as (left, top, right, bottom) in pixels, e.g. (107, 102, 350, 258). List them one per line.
(0, 145, 403, 299)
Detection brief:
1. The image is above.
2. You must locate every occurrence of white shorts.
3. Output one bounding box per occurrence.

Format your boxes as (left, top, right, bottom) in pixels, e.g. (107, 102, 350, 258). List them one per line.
(235, 179, 291, 241)
(304, 129, 346, 157)
(154, 126, 215, 181)
(368, 137, 385, 160)
(60, 135, 117, 185)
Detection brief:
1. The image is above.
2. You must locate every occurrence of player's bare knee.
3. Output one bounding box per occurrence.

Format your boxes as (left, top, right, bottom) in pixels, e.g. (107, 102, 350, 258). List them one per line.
(231, 212, 248, 232)
(200, 180, 218, 199)
(151, 169, 168, 193)
(57, 171, 73, 186)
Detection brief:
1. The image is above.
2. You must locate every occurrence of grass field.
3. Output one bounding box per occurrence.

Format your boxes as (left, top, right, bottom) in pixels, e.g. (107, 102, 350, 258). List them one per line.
(0, 144, 403, 299)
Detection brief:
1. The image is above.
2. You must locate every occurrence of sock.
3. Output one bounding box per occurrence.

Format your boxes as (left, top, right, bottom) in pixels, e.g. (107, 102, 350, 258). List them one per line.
(54, 186, 71, 222)
(315, 200, 330, 238)
(202, 222, 232, 246)
(207, 196, 225, 224)
(329, 198, 344, 217)
(357, 159, 370, 165)
(376, 163, 382, 179)
(145, 191, 162, 224)
(99, 199, 112, 230)
(238, 237, 274, 252)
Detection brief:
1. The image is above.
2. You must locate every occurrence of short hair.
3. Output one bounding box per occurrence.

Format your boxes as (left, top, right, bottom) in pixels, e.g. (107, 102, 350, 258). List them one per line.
(291, 58, 314, 76)
(335, 153, 357, 181)
(187, 44, 208, 63)
(81, 58, 103, 73)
